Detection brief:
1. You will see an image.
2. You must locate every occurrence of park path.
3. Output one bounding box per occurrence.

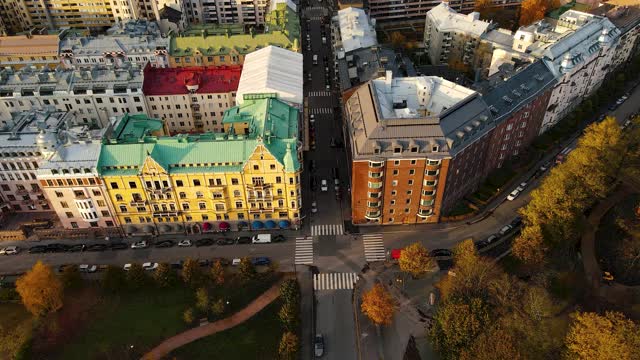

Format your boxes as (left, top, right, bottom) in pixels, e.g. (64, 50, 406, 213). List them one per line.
(141, 275, 290, 360)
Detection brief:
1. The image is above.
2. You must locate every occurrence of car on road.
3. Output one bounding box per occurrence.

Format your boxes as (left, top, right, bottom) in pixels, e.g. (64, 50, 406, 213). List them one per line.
(236, 236, 251, 244)
(252, 234, 272, 244)
(516, 182, 527, 192)
(311, 201, 318, 213)
(195, 238, 214, 247)
(212, 257, 230, 266)
(391, 249, 403, 260)
(178, 240, 192, 247)
(109, 242, 127, 251)
(334, 178, 340, 191)
(510, 216, 523, 228)
(216, 237, 235, 245)
(155, 240, 175, 248)
(499, 225, 513, 236)
(198, 259, 212, 267)
(232, 258, 242, 266)
(87, 244, 108, 252)
(28, 245, 47, 254)
(251, 257, 271, 266)
(314, 334, 325, 357)
(131, 240, 148, 249)
(123, 263, 132, 271)
(623, 119, 632, 129)
(310, 177, 317, 191)
(0, 246, 19, 255)
(321, 179, 328, 191)
(142, 262, 158, 271)
(540, 161, 551, 172)
(430, 249, 453, 257)
(273, 234, 286, 243)
(68, 244, 86, 252)
(309, 114, 315, 123)
(78, 264, 97, 273)
(507, 189, 520, 201)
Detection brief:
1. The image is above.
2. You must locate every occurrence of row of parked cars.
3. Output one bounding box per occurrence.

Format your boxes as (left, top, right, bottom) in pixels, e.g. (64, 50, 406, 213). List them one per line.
(475, 216, 523, 250)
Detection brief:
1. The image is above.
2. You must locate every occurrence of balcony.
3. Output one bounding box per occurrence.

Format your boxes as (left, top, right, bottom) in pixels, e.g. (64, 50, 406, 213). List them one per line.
(247, 193, 274, 201)
(417, 209, 433, 218)
(249, 206, 274, 214)
(22, 199, 34, 205)
(30, 188, 42, 194)
(420, 199, 435, 207)
(152, 211, 179, 217)
(130, 200, 148, 206)
(147, 187, 172, 194)
(364, 211, 381, 220)
(16, 188, 28, 195)
(247, 183, 272, 191)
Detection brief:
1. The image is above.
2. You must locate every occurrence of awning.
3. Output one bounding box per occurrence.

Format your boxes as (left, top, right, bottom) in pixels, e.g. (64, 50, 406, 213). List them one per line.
(160, 224, 172, 233)
(202, 222, 212, 231)
(238, 221, 248, 228)
(218, 222, 230, 230)
(143, 225, 154, 233)
(279, 220, 290, 229)
(126, 225, 138, 233)
(265, 220, 276, 229)
(251, 220, 264, 229)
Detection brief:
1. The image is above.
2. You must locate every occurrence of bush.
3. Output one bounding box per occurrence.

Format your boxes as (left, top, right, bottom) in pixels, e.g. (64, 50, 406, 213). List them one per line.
(183, 307, 195, 325)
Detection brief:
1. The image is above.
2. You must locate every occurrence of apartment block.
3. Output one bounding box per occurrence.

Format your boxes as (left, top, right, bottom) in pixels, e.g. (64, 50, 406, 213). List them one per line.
(184, 0, 269, 25)
(590, 1, 640, 69)
(0, 33, 61, 69)
(98, 94, 302, 235)
(345, 73, 494, 224)
(369, 0, 521, 24)
(0, 64, 147, 128)
(59, 20, 170, 70)
(0, 0, 113, 32)
(142, 64, 241, 133)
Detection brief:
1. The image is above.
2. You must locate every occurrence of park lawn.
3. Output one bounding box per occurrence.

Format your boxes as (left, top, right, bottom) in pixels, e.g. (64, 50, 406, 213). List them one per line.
(0, 302, 34, 359)
(170, 300, 283, 360)
(57, 273, 281, 360)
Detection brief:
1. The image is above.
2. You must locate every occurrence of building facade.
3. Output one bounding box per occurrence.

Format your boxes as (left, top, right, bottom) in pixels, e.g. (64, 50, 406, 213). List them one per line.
(369, 0, 521, 24)
(98, 94, 302, 235)
(142, 64, 241, 133)
(345, 73, 495, 224)
(0, 0, 113, 32)
(184, 0, 269, 25)
(0, 34, 60, 69)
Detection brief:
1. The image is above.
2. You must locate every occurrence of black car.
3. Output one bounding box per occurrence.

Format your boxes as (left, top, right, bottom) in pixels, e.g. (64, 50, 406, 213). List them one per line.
(46, 243, 69, 253)
(236, 236, 251, 244)
(273, 235, 286, 243)
(67, 244, 86, 252)
(251, 257, 271, 266)
(86, 244, 108, 252)
(195, 238, 214, 247)
(57, 264, 72, 273)
(430, 249, 453, 257)
(28, 245, 47, 254)
(211, 257, 230, 266)
(155, 240, 175, 248)
(510, 216, 523, 228)
(198, 259, 212, 267)
(109, 242, 128, 250)
(216, 238, 235, 245)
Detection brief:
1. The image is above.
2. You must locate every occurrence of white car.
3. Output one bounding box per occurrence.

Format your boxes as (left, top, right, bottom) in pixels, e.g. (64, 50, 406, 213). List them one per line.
(142, 262, 159, 271)
(311, 201, 318, 213)
(309, 114, 315, 123)
(232, 258, 242, 266)
(131, 240, 148, 249)
(320, 179, 328, 192)
(325, 84, 330, 90)
(499, 225, 513, 236)
(0, 246, 19, 255)
(123, 263, 132, 271)
(78, 264, 97, 273)
(516, 182, 527, 192)
(334, 178, 340, 191)
(507, 189, 520, 201)
(178, 240, 192, 247)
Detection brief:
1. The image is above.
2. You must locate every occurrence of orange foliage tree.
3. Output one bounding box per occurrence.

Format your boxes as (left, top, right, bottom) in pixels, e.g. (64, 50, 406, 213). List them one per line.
(361, 283, 397, 326)
(15, 261, 64, 316)
(519, 0, 559, 26)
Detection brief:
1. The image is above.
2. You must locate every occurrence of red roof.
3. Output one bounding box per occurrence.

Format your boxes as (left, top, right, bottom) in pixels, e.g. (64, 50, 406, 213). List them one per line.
(143, 64, 242, 96)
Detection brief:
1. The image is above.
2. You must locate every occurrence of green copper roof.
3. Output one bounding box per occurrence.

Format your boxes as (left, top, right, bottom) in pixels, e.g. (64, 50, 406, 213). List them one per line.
(110, 113, 164, 142)
(222, 95, 299, 140)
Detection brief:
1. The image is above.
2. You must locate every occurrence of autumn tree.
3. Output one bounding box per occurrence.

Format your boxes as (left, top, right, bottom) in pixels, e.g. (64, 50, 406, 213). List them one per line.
(183, 307, 195, 325)
(153, 263, 177, 288)
(239, 257, 256, 281)
(512, 224, 548, 266)
(438, 239, 498, 301)
(474, 0, 493, 18)
(210, 260, 225, 286)
(195, 287, 210, 313)
(278, 301, 299, 331)
(126, 263, 148, 289)
(361, 283, 397, 326)
(398, 242, 435, 278)
(279, 279, 300, 305)
(565, 311, 640, 359)
(278, 331, 299, 360)
(102, 265, 126, 292)
(16, 261, 64, 317)
(211, 298, 226, 318)
(460, 326, 523, 360)
(181, 258, 203, 287)
(519, 0, 559, 26)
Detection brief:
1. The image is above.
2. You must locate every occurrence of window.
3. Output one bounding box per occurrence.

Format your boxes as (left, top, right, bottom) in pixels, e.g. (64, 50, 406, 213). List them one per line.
(199, 202, 206, 210)
(176, 180, 184, 187)
(394, 160, 400, 166)
(115, 194, 123, 201)
(408, 180, 414, 185)
(233, 190, 241, 197)
(193, 179, 201, 186)
(392, 169, 399, 176)
(179, 192, 186, 199)
(215, 204, 225, 211)
(119, 205, 127, 212)
(390, 200, 396, 205)
(391, 180, 398, 186)
(427, 159, 440, 166)
(60, 201, 69, 208)
(110, 182, 119, 189)
(410, 160, 417, 165)
(368, 192, 380, 198)
(276, 176, 282, 184)
(391, 190, 397, 196)
(231, 178, 239, 185)
(368, 171, 382, 178)
(253, 165, 259, 170)
(196, 191, 204, 199)
(129, 181, 137, 188)
(65, 212, 73, 218)
(182, 203, 190, 210)
(55, 191, 63, 198)
(506, 124, 513, 131)
(236, 201, 243, 208)
(368, 181, 382, 189)
(97, 200, 106, 207)
(71, 222, 78, 228)
(409, 169, 415, 175)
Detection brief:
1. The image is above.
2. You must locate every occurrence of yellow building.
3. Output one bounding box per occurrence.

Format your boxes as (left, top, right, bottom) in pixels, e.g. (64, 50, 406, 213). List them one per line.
(98, 94, 302, 235)
(0, 34, 60, 69)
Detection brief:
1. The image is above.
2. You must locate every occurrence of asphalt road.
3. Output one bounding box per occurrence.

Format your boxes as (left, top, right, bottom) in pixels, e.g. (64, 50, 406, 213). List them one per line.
(315, 289, 357, 360)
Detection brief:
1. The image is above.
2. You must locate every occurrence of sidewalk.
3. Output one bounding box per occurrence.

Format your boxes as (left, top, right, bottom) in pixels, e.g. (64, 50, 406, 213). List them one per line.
(141, 275, 290, 360)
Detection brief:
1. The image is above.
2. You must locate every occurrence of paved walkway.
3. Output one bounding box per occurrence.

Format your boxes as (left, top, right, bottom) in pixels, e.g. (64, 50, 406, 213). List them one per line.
(141, 276, 291, 360)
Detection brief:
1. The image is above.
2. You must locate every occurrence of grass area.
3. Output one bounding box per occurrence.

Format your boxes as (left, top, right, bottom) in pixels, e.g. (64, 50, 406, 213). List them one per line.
(170, 300, 283, 360)
(445, 200, 475, 217)
(0, 302, 34, 359)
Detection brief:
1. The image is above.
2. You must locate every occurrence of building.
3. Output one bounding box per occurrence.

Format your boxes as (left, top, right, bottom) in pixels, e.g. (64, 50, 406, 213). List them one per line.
(424, 3, 491, 69)
(36, 125, 118, 229)
(334, 7, 378, 55)
(481, 61, 556, 172)
(0, 0, 113, 32)
(0, 110, 71, 212)
(345, 73, 495, 224)
(236, 46, 303, 107)
(59, 20, 170, 70)
(142, 64, 242, 133)
(0, 64, 147, 128)
(0, 33, 61, 69)
(590, 1, 640, 69)
(184, 0, 269, 25)
(98, 94, 302, 235)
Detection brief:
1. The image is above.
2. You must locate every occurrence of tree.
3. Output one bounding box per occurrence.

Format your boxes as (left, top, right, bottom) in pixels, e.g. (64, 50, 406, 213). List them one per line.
(210, 261, 225, 286)
(474, 0, 493, 18)
(460, 326, 523, 360)
(211, 298, 226, 318)
(278, 301, 299, 331)
(361, 283, 397, 326)
(519, 0, 558, 26)
(102, 265, 126, 292)
(183, 307, 195, 325)
(60, 265, 82, 290)
(398, 242, 435, 278)
(181, 258, 203, 287)
(565, 311, 640, 359)
(195, 287, 209, 313)
(438, 239, 498, 301)
(389, 32, 407, 50)
(238, 257, 256, 281)
(279, 279, 300, 305)
(512, 224, 548, 265)
(126, 263, 148, 289)
(153, 263, 177, 288)
(15, 261, 63, 317)
(278, 331, 299, 360)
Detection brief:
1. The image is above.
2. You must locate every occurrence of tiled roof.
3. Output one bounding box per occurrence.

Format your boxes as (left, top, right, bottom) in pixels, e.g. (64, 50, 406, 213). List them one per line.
(142, 65, 242, 95)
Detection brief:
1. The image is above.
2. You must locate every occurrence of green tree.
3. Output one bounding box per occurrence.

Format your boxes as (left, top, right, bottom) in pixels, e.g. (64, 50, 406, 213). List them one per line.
(279, 279, 300, 305)
(15, 261, 64, 317)
(278, 301, 299, 331)
(195, 287, 209, 313)
(238, 257, 256, 281)
(181, 258, 203, 287)
(183, 307, 195, 325)
(210, 260, 225, 286)
(126, 263, 148, 289)
(153, 263, 177, 288)
(102, 265, 126, 292)
(565, 311, 640, 360)
(398, 242, 435, 278)
(60, 265, 82, 290)
(278, 331, 299, 360)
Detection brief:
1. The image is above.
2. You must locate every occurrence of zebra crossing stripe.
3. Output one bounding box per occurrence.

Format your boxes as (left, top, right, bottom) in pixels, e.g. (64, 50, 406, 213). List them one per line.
(313, 273, 359, 290)
(362, 234, 386, 262)
(295, 237, 314, 265)
(311, 224, 344, 236)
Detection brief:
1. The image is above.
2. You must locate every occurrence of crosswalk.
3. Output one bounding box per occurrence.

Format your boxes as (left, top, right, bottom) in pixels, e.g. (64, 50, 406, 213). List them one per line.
(308, 91, 332, 97)
(306, 15, 326, 21)
(362, 233, 386, 262)
(313, 272, 359, 291)
(310, 107, 332, 115)
(295, 236, 314, 265)
(311, 224, 344, 236)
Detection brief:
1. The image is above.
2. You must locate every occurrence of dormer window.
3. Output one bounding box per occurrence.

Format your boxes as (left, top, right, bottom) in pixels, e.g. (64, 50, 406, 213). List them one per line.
(374, 147, 381, 154)
(410, 146, 418, 153)
(393, 146, 402, 154)
(431, 145, 439, 152)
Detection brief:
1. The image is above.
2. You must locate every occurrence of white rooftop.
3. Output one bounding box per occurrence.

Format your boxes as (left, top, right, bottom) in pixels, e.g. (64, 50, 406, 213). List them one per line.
(427, 3, 491, 37)
(337, 7, 378, 53)
(372, 72, 476, 119)
(236, 46, 303, 106)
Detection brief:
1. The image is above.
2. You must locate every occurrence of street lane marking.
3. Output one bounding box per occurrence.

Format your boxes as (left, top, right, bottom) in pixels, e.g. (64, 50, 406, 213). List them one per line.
(313, 272, 358, 290)
(308, 91, 332, 97)
(311, 224, 344, 236)
(362, 234, 386, 262)
(295, 236, 314, 265)
(310, 107, 332, 115)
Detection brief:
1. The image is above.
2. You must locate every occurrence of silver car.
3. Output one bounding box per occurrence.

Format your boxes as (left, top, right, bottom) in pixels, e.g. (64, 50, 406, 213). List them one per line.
(314, 334, 324, 357)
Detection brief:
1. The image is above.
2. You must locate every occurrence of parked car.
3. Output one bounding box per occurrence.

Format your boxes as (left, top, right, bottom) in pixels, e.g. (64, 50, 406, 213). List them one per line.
(131, 240, 148, 249)
(178, 240, 192, 247)
(123, 263, 132, 271)
(321, 179, 328, 192)
(198, 259, 212, 267)
(507, 189, 520, 201)
(216, 238, 235, 246)
(142, 262, 159, 271)
(252, 234, 272, 244)
(109, 242, 127, 251)
(0, 246, 19, 255)
(314, 334, 325, 357)
(334, 178, 340, 191)
(87, 244, 108, 252)
(430, 249, 453, 257)
(28, 245, 47, 254)
(78, 264, 97, 273)
(311, 201, 318, 213)
(232, 258, 242, 266)
(516, 182, 527, 192)
(251, 257, 271, 266)
(67, 244, 86, 252)
(170, 261, 184, 269)
(510, 216, 523, 228)
(236, 236, 251, 244)
(46, 243, 68, 253)
(195, 238, 214, 247)
(154, 240, 175, 248)
(539, 161, 551, 172)
(391, 249, 402, 260)
(499, 225, 513, 236)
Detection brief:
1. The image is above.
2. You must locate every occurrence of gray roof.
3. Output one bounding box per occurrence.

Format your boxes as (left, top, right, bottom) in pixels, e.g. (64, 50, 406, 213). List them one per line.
(481, 61, 557, 122)
(337, 46, 416, 91)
